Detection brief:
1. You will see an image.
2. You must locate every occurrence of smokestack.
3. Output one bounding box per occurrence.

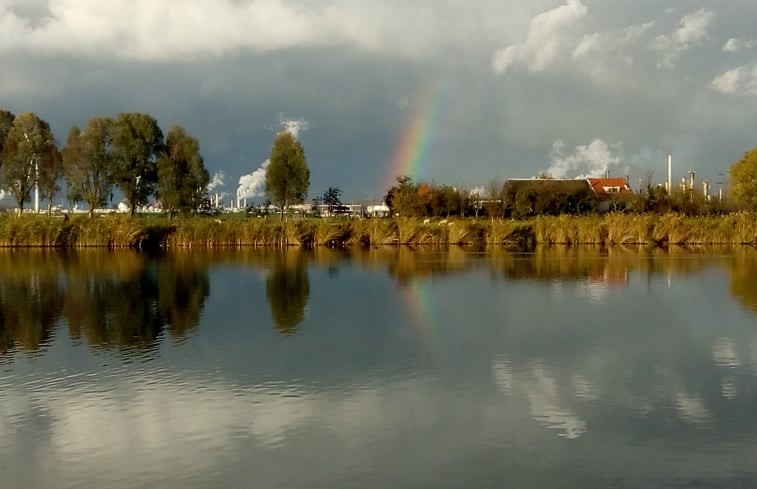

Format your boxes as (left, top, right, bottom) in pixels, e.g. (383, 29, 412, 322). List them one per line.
(667, 154, 672, 193)
(702, 180, 710, 199)
(689, 171, 695, 190)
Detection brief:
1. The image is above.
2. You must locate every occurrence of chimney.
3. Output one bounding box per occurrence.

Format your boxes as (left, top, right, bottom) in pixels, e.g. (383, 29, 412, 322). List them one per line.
(667, 154, 672, 193)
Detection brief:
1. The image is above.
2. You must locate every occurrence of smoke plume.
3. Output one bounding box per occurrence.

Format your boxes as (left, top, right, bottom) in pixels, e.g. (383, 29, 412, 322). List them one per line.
(543, 139, 623, 179)
(207, 171, 225, 192)
(235, 115, 310, 201)
(237, 160, 270, 200)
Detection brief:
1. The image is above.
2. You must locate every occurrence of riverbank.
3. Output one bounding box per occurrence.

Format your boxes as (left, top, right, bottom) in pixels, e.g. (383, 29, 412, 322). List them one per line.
(0, 213, 755, 248)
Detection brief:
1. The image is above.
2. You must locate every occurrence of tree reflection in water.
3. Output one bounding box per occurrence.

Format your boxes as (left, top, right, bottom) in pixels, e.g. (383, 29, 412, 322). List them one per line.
(0, 250, 209, 355)
(0, 251, 64, 353)
(729, 249, 757, 313)
(266, 250, 310, 336)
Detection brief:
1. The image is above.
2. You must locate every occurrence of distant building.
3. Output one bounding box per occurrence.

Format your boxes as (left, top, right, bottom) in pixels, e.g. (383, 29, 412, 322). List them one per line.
(586, 177, 633, 199)
(366, 204, 390, 218)
(503, 177, 634, 217)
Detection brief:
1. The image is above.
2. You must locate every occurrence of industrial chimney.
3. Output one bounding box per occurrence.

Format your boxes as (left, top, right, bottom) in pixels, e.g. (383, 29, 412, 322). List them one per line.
(667, 154, 672, 193)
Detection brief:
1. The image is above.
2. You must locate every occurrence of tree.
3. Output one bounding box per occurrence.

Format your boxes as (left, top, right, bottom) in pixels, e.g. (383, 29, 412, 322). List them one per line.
(483, 178, 504, 217)
(0, 109, 15, 161)
(62, 117, 116, 217)
(729, 149, 757, 211)
(321, 186, 342, 215)
(37, 136, 63, 215)
(385, 175, 419, 217)
(111, 113, 164, 216)
(0, 112, 58, 213)
(157, 125, 209, 219)
(265, 131, 309, 220)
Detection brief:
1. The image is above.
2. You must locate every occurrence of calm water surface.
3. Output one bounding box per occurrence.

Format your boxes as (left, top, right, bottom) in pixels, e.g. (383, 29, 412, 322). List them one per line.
(1, 246, 757, 488)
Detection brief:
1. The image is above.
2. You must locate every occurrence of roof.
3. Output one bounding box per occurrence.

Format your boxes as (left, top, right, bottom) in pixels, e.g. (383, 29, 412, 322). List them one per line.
(586, 178, 633, 199)
(504, 178, 594, 193)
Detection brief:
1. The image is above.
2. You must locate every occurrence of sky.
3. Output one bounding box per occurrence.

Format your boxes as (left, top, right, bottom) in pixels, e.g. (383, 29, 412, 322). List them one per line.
(1, 0, 756, 204)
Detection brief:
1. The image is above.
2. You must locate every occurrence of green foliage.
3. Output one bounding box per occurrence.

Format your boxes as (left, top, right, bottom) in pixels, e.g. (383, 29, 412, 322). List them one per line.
(503, 179, 598, 218)
(111, 113, 164, 216)
(63, 117, 115, 216)
(157, 125, 209, 219)
(266, 131, 309, 219)
(37, 134, 63, 215)
(385, 175, 420, 217)
(729, 149, 757, 211)
(321, 186, 342, 213)
(0, 112, 59, 212)
(0, 109, 15, 164)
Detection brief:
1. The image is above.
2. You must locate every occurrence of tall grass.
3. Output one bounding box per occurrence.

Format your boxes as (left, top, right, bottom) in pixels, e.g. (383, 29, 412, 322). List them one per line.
(1, 212, 755, 248)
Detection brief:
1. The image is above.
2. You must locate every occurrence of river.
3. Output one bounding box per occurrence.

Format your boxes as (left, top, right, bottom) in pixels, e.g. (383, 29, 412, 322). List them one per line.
(1, 246, 756, 488)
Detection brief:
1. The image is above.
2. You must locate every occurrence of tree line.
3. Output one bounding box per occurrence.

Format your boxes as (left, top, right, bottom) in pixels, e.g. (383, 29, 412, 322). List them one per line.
(0, 109, 210, 218)
(384, 147, 757, 219)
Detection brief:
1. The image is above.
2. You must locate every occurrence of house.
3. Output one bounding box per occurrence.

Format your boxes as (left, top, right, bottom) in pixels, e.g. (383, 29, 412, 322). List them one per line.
(586, 177, 634, 211)
(503, 177, 634, 217)
(586, 177, 633, 199)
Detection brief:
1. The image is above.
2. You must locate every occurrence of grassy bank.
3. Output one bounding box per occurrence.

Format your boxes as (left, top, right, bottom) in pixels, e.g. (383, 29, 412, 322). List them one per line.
(0, 212, 756, 248)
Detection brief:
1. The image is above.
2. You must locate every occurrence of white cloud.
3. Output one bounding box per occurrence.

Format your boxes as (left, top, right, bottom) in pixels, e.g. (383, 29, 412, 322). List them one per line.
(711, 65, 757, 96)
(0, 0, 512, 61)
(277, 114, 309, 139)
(572, 22, 654, 59)
(722, 37, 756, 53)
(543, 139, 623, 179)
(491, 0, 587, 75)
(651, 9, 715, 68)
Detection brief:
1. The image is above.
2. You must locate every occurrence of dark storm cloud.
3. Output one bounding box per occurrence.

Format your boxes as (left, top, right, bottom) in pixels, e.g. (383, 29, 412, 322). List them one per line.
(1, 0, 756, 200)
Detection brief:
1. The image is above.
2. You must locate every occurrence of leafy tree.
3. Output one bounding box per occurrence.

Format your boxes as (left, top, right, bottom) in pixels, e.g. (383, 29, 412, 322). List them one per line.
(385, 175, 419, 217)
(111, 113, 164, 216)
(265, 131, 309, 220)
(321, 186, 342, 215)
(0, 112, 58, 213)
(729, 149, 757, 211)
(0, 109, 15, 161)
(62, 117, 116, 216)
(157, 125, 209, 219)
(483, 178, 504, 217)
(37, 136, 63, 215)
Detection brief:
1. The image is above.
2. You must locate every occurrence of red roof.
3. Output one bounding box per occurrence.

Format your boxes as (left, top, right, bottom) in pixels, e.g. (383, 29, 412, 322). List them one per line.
(586, 178, 633, 199)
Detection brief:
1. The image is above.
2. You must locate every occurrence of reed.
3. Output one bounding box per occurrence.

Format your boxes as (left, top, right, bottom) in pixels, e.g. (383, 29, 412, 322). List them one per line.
(531, 215, 605, 244)
(1, 212, 755, 248)
(345, 219, 397, 246)
(605, 213, 655, 244)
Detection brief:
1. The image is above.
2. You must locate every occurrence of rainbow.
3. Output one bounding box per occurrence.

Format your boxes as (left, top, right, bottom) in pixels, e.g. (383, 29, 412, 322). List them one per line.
(398, 278, 444, 359)
(384, 80, 449, 191)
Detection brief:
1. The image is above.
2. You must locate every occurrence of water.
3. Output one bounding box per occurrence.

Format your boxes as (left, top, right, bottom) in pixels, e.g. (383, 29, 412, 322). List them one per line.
(1, 246, 757, 488)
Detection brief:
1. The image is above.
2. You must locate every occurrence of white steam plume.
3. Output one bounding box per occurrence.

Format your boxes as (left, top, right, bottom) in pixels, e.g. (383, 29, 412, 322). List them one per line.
(277, 114, 310, 138)
(543, 139, 623, 179)
(207, 171, 225, 192)
(237, 160, 270, 200)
